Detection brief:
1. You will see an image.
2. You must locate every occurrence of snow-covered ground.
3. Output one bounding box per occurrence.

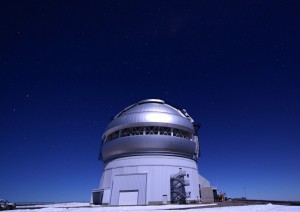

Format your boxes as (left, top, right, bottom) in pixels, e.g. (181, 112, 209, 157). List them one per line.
(14, 202, 300, 212)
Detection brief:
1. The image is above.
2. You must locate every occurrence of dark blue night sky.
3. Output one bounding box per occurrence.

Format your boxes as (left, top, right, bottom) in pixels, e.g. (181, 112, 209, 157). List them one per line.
(1, 1, 299, 202)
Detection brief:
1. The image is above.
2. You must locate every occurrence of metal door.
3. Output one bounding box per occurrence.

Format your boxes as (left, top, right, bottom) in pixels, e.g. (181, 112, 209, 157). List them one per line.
(118, 191, 138, 205)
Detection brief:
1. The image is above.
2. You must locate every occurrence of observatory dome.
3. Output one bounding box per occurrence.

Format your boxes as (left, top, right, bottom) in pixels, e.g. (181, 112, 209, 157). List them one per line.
(101, 99, 199, 162)
(92, 99, 213, 206)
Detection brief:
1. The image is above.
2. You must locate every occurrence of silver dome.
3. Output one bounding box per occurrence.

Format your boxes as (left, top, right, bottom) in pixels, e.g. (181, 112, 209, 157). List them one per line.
(101, 99, 199, 162)
(104, 99, 194, 136)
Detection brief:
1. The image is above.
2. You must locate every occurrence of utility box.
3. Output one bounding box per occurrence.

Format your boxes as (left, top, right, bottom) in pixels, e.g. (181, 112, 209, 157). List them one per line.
(162, 195, 168, 204)
(200, 187, 214, 203)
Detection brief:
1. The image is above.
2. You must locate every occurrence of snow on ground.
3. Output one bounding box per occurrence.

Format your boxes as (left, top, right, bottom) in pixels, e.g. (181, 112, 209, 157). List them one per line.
(15, 203, 300, 212)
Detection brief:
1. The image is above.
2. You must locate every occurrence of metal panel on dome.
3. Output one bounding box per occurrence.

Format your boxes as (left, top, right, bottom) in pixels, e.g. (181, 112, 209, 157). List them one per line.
(122, 103, 180, 116)
(138, 99, 165, 104)
(101, 135, 196, 162)
(106, 99, 195, 135)
(105, 112, 194, 135)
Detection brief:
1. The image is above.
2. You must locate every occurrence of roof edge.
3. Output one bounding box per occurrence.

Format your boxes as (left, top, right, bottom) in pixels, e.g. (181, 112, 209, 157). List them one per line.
(138, 99, 165, 104)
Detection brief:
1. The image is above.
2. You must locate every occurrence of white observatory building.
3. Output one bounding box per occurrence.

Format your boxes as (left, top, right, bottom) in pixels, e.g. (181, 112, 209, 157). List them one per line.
(92, 99, 214, 206)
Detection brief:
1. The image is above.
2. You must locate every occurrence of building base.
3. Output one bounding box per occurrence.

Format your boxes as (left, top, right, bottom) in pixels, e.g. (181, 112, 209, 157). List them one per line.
(92, 155, 204, 206)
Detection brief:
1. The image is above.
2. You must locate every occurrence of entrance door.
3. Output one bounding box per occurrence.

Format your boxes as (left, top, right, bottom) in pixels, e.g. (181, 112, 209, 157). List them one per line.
(110, 174, 146, 206)
(118, 191, 138, 205)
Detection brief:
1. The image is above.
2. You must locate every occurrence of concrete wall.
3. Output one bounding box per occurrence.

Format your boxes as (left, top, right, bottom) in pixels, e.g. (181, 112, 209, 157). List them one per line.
(110, 174, 147, 205)
(99, 156, 201, 205)
(198, 174, 211, 188)
(200, 187, 214, 203)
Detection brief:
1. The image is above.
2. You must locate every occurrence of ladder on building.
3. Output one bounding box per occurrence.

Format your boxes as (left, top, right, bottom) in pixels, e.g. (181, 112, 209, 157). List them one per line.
(170, 169, 189, 204)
